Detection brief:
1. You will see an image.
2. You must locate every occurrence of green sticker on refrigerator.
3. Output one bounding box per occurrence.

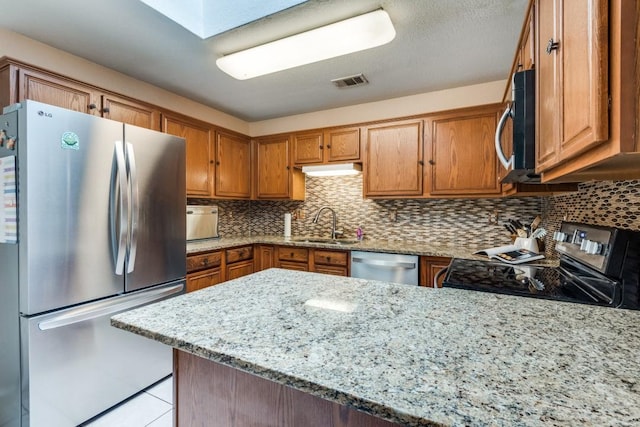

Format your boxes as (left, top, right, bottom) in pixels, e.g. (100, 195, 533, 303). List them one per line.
(61, 131, 80, 150)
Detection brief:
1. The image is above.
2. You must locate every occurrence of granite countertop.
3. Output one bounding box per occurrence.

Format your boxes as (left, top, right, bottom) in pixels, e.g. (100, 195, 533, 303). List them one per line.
(112, 269, 640, 426)
(187, 235, 558, 265)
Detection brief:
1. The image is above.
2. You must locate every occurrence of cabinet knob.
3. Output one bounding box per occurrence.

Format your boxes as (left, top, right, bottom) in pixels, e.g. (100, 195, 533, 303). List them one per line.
(326, 256, 331, 262)
(428, 160, 435, 165)
(546, 38, 560, 54)
(418, 160, 424, 166)
(88, 103, 97, 110)
(216, 161, 220, 165)
(326, 144, 331, 149)
(102, 107, 110, 113)
(286, 166, 290, 170)
(209, 160, 214, 164)
(319, 145, 324, 149)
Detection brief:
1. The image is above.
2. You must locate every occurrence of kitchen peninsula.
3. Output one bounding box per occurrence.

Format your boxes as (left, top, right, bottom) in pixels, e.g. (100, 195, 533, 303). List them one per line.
(112, 269, 640, 426)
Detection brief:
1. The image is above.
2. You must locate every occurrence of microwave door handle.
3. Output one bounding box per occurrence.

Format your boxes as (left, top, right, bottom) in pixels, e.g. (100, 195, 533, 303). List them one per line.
(495, 104, 514, 170)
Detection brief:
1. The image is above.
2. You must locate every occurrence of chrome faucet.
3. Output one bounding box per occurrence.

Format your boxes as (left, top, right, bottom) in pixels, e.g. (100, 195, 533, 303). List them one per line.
(312, 206, 339, 239)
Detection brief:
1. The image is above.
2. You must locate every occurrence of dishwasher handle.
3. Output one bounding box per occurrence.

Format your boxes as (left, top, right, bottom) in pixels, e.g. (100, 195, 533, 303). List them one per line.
(351, 257, 416, 269)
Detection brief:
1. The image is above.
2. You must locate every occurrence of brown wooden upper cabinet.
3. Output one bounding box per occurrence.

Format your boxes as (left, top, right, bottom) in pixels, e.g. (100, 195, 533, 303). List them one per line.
(535, 0, 609, 174)
(163, 114, 214, 198)
(16, 65, 160, 130)
(102, 94, 160, 130)
(363, 119, 424, 197)
(215, 130, 252, 199)
(255, 134, 305, 200)
(425, 104, 503, 197)
(18, 67, 100, 115)
(292, 126, 361, 165)
(519, 5, 535, 71)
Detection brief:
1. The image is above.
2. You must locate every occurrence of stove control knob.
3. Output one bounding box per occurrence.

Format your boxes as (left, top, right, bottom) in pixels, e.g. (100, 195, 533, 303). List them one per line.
(588, 241, 603, 255)
(553, 231, 567, 242)
(580, 239, 589, 251)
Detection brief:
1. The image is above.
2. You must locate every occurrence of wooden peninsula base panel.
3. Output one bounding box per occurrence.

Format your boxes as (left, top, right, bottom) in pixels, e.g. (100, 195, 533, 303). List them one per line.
(173, 350, 400, 427)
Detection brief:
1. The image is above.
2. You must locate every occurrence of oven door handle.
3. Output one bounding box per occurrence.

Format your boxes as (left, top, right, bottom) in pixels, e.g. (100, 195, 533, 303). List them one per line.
(433, 267, 448, 288)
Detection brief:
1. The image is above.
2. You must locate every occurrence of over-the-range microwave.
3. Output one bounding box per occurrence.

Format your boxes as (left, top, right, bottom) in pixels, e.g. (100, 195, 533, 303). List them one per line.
(495, 69, 539, 183)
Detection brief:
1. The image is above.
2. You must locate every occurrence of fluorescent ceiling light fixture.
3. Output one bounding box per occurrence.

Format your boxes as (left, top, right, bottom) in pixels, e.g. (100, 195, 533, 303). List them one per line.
(138, 0, 307, 39)
(216, 9, 396, 80)
(301, 163, 362, 177)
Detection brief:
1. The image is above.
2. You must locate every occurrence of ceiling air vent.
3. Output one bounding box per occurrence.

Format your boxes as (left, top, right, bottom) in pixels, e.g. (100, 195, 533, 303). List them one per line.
(331, 73, 369, 88)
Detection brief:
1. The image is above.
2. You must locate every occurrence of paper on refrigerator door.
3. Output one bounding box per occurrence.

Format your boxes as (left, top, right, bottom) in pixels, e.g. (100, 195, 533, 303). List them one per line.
(0, 156, 17, 243)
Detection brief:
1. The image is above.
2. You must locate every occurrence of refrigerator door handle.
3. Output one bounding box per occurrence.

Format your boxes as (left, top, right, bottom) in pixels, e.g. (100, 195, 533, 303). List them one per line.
(112, 141, 129, 275)
(38, 283, 184, 331)
(126, 142, 139, 274)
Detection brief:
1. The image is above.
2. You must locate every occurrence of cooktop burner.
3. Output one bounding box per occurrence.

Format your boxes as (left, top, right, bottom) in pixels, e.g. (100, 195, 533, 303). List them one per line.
(443, 258, 622, 308)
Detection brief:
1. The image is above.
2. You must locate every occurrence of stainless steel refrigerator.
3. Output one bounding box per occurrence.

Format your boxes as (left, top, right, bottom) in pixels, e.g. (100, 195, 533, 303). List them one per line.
(0, 100, 186, 426)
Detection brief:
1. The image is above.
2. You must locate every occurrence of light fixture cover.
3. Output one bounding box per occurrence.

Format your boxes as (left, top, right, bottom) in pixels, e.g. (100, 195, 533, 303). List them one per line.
(301, 163, 362, 177)
(217, 9, 395, 80)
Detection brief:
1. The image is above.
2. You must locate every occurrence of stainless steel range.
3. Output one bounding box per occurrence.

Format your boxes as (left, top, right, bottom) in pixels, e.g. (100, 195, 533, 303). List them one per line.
(443, 222, 640, 309)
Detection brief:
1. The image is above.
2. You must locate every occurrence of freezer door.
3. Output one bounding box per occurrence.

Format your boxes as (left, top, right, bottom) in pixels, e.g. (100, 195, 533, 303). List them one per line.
(21, 280, 184, 427)
(124, 124, 186, 292)
(19, 101, 124, 315)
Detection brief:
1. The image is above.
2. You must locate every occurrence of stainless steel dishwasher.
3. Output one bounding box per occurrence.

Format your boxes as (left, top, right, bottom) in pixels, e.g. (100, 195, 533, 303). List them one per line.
(350, 251, 419, 285)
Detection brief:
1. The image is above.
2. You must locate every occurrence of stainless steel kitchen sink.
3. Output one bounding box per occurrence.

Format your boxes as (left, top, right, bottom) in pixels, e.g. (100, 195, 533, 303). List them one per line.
(292, 237, 360, 245)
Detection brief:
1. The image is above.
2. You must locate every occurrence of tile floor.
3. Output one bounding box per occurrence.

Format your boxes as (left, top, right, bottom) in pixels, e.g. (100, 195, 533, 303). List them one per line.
(84, 376, 173, 427)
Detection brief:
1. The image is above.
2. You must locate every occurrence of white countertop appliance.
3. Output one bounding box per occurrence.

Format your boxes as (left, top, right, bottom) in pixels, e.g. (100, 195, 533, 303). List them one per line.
(0, 100, 186, 426)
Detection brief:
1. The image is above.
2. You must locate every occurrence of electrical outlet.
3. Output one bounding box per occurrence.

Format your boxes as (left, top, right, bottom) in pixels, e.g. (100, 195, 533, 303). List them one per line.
(488, 210, 499, 225)
(295, 208, 305, 220)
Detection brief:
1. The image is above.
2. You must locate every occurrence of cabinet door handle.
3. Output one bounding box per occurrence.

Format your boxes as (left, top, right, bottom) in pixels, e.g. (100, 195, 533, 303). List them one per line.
(326, 144, 331, 149)
(286, 166, 290, 170)
(88, 103, 97, 110)
(418, 160, 424, 166)
(428, 160, 435, 165)
(319, 145, 324, 149)
(216, 161, 220, 165)
(102, 107, 110, 113)
(546, 38, 560, 54)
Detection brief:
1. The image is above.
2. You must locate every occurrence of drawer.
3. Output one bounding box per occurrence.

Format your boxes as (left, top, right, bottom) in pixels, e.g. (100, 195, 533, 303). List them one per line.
(187, 251, 222, 273)
(279, 261, 309, 272)
(314, 250, 348, 266)
(226, 245, 253, 264)
(278, 247, 309, 263)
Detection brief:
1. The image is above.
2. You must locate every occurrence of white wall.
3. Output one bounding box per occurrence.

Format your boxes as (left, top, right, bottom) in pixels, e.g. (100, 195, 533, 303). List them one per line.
(1, 29, 507, 137)
(248, 80, 507, 136)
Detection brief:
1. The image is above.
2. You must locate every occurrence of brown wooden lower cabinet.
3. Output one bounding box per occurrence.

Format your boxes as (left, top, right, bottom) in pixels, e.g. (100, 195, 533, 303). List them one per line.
(186, 267, 223, 293)
(254, 245, 275, 271)
(419, 256, 452, 288)
(278, 260, 309, 271)
(312, 249, 349, 276)
(226, 259, 254, 280)
(174, 349, 401, 427)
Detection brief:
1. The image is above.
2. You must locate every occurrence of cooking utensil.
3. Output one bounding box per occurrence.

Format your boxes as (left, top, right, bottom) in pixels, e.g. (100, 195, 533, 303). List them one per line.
(531, 228, 547, 239)
(530, 215, 542, 231)
(504, 223, 517, 234)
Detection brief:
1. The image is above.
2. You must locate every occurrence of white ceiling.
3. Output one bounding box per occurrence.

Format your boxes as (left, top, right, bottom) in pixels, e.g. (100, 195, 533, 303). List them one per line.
(0, 0, 527, 122)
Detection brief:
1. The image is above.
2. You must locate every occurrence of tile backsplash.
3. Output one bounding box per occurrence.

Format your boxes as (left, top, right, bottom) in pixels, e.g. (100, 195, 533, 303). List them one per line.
(190, 178, 640, 255)
(540, 180, 640, 254)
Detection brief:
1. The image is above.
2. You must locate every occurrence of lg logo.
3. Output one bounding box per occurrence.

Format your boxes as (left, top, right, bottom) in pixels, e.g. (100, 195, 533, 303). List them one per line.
(37, 110, 53, 118)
